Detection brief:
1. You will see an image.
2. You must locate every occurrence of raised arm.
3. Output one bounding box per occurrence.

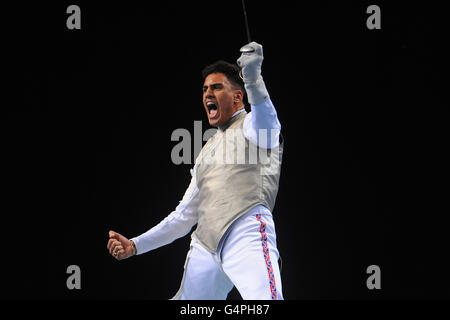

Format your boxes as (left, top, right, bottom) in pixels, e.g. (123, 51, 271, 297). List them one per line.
(238, 42, 281, 149)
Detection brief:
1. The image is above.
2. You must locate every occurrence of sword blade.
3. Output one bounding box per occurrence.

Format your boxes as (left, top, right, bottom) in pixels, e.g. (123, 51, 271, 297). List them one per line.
(241, 0, 251, 43)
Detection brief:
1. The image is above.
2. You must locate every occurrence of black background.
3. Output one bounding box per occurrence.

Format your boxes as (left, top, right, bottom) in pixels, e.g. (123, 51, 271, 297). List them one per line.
(3, 1, 449, 300)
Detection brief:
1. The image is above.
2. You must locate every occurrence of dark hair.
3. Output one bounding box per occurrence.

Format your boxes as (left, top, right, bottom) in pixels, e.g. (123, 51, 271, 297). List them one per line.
(201, 60, 245, 98)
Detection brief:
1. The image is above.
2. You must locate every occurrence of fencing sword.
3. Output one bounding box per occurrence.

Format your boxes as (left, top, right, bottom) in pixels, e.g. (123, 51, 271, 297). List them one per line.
(239, 0, 255, 54)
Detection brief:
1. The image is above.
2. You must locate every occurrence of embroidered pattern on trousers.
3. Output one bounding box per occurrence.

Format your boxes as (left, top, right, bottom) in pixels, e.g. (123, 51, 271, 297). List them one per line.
(256, 214, 277, 300)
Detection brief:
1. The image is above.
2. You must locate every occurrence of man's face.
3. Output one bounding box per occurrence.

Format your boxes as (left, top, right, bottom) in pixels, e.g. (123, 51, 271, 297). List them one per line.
(202, 73, 243, 127)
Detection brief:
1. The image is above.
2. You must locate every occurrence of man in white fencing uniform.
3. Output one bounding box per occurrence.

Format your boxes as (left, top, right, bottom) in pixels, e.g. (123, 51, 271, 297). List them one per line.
(107, 42, 284, 300)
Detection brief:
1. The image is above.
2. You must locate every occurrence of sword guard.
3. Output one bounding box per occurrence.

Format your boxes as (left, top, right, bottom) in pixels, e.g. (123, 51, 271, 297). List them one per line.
(240, 44, 255, 54)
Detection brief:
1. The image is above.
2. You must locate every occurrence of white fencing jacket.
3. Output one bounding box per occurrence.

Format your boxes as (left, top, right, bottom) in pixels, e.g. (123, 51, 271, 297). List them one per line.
(131, 97, 282, 255)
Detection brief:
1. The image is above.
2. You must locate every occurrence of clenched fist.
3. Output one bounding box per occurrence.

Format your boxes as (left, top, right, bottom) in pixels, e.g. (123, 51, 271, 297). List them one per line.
(237, 41, 264, 84)
(107, 230, 136, 260)
(236, 42, 269, 105)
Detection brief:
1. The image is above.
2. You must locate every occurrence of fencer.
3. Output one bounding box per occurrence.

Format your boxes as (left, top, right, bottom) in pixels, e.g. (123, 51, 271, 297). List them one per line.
(107, 42, 284, 300)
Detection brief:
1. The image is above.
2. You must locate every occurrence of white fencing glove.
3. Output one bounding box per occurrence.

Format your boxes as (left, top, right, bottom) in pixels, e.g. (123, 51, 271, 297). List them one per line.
(237, 42, 269, 105)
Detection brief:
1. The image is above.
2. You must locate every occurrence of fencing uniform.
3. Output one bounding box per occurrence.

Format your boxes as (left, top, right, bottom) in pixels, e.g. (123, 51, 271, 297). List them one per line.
(131, 95, 284, 300)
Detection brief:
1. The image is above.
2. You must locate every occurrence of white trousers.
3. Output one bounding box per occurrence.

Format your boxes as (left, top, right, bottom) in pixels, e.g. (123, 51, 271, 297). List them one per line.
(172, 206, 283, 300)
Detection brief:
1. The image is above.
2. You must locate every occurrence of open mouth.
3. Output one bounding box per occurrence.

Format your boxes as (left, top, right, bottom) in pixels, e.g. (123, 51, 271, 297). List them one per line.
(207, 102, 218, 118)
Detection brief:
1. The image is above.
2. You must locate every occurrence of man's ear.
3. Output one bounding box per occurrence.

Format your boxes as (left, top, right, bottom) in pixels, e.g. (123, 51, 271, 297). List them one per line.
(233, 89, 244, 103)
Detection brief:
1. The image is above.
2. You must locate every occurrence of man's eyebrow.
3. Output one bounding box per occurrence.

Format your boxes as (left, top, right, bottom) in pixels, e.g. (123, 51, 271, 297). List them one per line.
(203, 83, 224, 89)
